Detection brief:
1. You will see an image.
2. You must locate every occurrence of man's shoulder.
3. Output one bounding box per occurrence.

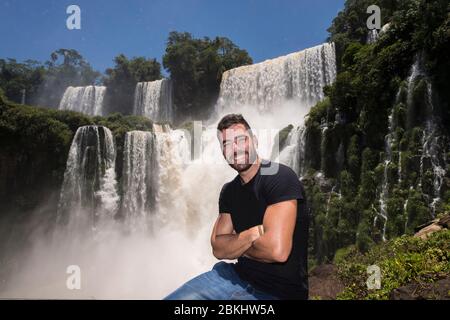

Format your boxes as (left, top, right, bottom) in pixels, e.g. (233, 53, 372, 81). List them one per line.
(259, 161, 306, 205)
(261, 161, 300, 181)
(220, 176, 239, 194)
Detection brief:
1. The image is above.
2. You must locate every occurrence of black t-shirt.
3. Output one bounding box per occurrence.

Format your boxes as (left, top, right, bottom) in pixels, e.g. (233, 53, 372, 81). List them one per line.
(218, 160, 309, 300)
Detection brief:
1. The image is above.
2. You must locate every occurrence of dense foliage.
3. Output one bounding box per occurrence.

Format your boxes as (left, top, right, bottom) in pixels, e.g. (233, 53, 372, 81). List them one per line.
(1, 32, 252, 125)
(0, 59, 45, 105)
(163, 31, 252, 121)
(0, 90, 152, 216)
(0, 2, 448, 298)
(335, 229, 450, 299)
(0, 49, 101, 108)
(304, 0, 450, 264)
(0, 90, 88, 214)
(103, 55, 162, 115)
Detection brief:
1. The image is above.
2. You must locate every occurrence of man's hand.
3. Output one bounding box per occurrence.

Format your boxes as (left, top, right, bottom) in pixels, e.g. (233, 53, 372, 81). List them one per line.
(211, 199, 297, 264)
(210, 214, 261, 260)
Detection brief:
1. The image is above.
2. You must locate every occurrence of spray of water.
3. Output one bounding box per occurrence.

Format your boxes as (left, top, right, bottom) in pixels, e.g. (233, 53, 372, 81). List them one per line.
(0, 43, 336, 299)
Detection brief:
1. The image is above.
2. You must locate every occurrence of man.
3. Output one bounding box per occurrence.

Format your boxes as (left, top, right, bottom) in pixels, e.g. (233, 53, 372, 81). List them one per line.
(164, 114, 309, 300)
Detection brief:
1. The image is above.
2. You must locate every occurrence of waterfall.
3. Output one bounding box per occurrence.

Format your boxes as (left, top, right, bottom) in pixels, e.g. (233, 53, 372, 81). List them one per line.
(421, 82, 446, 217)
(151, 124, 191, 228)
(406, 57, 447, 217)
(121, 131, 156, 231)
(366, 23, 390, 44)
(406, 61, 421, 112)
(3, 43, 337, 299)
(376, 103, 397, 241)
(133, 79, 173, 123)
(59, 86, 106, 116)
(57, 125, 119, 232)
(20, 89, 26, 104)
(274, 126, 304, 176)
(297, 127, 307, 177)
(366, 29, 379, 44)
(217, 42, 336, 175)
(320, 119, 329, 174)
(121, 126, 190, 231)
(325, 185, 339, 218)
(217, 42, 336, 112)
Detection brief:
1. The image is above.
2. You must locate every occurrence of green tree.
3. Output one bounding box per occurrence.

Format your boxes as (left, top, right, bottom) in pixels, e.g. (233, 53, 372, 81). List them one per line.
(163, 31, 252, 121)
(35, 49, 101, 108)
(0, 59, 46, 104)
(103, 54, 162, 115)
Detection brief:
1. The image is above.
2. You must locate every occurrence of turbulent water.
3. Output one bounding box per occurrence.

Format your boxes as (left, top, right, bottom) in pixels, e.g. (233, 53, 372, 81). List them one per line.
(217, 42, 336, 177)
(217, 43, 336, 113)
(274, 126, 305, 176)
(133, 79, 173, 122)
(1, 43, 337, 299)
(56, 125, 119, 233)
(59, 86, 106, 116)
(121, 131, 156, 232)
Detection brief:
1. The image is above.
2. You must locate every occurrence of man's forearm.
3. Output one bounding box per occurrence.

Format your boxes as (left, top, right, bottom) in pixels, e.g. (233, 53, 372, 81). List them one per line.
(243, 224, 291, 263)
(243, 233, 279, 263)
(212, 227, 259, 260)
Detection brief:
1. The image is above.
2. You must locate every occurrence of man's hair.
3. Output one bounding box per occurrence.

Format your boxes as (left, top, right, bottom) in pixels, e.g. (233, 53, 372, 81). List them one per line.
(216, 114, 252, 137)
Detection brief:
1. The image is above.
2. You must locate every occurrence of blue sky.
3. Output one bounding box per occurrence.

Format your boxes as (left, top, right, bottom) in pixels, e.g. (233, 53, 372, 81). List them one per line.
(0, 0, 345, 74)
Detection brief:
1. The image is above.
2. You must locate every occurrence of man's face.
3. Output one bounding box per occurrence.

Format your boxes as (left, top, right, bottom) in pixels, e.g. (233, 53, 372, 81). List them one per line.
(219, 124, 258, 172)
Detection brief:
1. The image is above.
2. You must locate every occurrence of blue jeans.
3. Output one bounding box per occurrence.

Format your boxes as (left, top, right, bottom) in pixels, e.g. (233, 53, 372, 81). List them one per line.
(164, 261, 280, 300)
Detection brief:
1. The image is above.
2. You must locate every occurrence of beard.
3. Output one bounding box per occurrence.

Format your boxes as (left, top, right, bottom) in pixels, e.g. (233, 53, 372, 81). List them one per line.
(227, 148, 258, 173)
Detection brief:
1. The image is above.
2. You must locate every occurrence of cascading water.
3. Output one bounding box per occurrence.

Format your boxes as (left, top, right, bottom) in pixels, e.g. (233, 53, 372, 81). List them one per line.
(153, 42, 337, 296)
(403, 187, 414, 233)
(320, 119, 329, 173)
(121, 131, 156, 232)
(133, 79, 173, 123)
(421, 82, 447, 217)
(217, 42, 336, 180)
(274, 126, 304, 176)
(1, 42, 337, 299)
(121, 125, 191, 231)
(375, 109, 395, 241)
(407, 58, 447, 217)
(57, 125, 119, 233)
(325, 185, 338, 218)
(151, 124, 191, 229)
(366, 23, 390, 44)
(366, 29, 379, 44)
(217, 43, 336, 112)
(59, 86, 106, 116)
(374, 57, 448, 240)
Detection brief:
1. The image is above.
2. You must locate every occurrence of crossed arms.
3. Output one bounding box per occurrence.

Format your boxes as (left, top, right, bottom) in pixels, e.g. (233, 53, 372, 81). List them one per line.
(210, 200, 297, 263)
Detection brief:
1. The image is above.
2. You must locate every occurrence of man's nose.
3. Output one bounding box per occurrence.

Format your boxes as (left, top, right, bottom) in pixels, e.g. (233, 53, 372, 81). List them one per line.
(233, 142, 247, 154)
